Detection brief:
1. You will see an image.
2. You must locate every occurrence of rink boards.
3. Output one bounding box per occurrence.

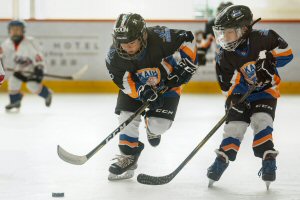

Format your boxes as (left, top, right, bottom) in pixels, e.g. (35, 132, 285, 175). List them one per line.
(0, 19, 299, 93)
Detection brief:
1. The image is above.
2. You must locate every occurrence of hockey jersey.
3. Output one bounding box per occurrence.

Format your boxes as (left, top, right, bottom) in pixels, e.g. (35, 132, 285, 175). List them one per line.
(106, 26, 197, 99)
(215, 29, 293, 101)
(0, 36, 46, 73)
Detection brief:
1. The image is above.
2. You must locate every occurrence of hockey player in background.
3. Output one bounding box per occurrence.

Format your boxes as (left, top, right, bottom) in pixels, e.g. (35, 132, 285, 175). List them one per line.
(106, 13, 198, 180)
(196, 1, 233, 65)
(0, 20, 52, 111)
(206, 5, 293, 189)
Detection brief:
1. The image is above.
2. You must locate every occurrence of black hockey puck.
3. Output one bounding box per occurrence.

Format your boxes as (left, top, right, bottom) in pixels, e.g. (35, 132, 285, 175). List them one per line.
(52, 193, 64, 197)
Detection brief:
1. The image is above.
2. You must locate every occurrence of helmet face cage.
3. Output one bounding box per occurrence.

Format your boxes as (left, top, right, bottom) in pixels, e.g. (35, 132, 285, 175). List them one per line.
(112, 13, 147, 60)
(213, 26, 245, 51)
(214, 5, 253, 51)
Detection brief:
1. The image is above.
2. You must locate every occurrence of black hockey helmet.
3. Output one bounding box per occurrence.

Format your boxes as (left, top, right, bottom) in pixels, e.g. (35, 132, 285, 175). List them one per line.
(213, 5, 253, 51)
(8, 20, 26, 43)
(8, 20, 26, 33)
(112, 13, 147, 60)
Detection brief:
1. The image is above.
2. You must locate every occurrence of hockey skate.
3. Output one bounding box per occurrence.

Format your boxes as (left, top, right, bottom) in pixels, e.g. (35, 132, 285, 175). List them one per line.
(207, 152, 229, 187)
(258, 150, 279, 190)
(5, 100, 21, 112)
(108, 161, 138, 181)
(108, 145, 143, 181)
(146, 128, 161, 147)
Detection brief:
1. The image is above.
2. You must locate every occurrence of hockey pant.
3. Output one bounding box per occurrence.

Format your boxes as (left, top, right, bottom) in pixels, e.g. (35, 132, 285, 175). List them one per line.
(8, 75, 51, 102)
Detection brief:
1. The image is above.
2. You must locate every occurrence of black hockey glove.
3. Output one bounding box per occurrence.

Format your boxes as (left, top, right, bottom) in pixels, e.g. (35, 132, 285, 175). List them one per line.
(226, 93, 250, 120)
(139, 85, 164, 110)
(255, 52, 276, 86)
(28, 65, 44, 83)
(166, 58, 198, 88)
(13, 71, 28, 82)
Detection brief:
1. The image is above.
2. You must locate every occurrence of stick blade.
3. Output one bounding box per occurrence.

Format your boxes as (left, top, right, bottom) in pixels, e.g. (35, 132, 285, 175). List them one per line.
(57, 145, 88, 165)
(137, 173, 175, 185)
(72, 65, 89, 80)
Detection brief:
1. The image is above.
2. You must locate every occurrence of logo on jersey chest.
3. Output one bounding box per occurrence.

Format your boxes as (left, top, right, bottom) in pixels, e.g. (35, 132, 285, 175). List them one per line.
(14, 56, 33, 67)
(240, 61, 257, 84)
(136, 68, 160, 86)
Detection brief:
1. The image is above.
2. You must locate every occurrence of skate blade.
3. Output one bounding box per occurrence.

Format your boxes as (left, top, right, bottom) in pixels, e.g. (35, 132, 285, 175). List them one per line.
(108, 169, 135, 181)
(265, 181, 271, 190)
(208, 179, 215, 187)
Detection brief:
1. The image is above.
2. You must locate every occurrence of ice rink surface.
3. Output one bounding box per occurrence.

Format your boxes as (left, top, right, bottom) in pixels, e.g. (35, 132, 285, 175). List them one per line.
(0, 93, 299, 200)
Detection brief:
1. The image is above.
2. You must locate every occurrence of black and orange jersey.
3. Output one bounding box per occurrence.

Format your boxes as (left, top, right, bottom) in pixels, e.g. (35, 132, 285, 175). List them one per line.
(106, 26, 197, 99)
(216, 29, 293, 101)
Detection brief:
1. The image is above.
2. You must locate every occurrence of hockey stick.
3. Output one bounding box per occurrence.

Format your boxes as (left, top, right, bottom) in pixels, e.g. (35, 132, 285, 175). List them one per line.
(6, 65, 88, 80)
(137, 84, 257, 185)
(57, 86, 169, 165)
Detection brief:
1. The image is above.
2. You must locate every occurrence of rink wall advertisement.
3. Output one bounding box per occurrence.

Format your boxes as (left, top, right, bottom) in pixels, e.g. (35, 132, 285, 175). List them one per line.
(0, 20, 299, 93)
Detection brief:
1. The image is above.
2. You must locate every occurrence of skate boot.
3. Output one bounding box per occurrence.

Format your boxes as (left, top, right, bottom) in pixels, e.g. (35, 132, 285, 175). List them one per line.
(5, 93, 23, 112)
(108, 143, 144, 181)
(146, 128, 161, 147)
(5, 101, 21, 111)
(207, 151, 229, 187)
(258, 150, 279, 190)
(45, 90, 53, 107)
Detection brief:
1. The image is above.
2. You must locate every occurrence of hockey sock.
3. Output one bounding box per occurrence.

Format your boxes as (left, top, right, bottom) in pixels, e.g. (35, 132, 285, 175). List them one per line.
(38, 86, 50, 99)
(9, 93, 23, 103)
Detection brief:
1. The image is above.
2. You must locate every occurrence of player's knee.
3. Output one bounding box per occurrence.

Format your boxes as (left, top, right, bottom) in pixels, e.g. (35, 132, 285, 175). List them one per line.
(26, 82, 42, 93)
(224, 121, 248, 141)
(250, 112, 273, 133)
(8, 77, 22, 91)
(118, 111, 141, 138)
(147, 117, 172, 135)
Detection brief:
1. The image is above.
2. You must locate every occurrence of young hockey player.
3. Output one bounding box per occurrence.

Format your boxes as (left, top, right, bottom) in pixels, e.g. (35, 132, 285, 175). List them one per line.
(197, 1, 233, 65)
(105, 13, 198, 180)
(207, 5, 293, 188)
(0, 20, 52, 111)
(207, 5, 293, 189)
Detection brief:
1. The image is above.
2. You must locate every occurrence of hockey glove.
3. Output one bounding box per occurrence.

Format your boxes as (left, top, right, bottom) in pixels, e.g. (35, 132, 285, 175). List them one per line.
(13, 71, 28, 82)
(255, 51, 276, 86)
(28, 65, 44, 83)
(166, 58, 197, 88)
(226, 93, 250, 120)
(139, 85, 164, 110)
